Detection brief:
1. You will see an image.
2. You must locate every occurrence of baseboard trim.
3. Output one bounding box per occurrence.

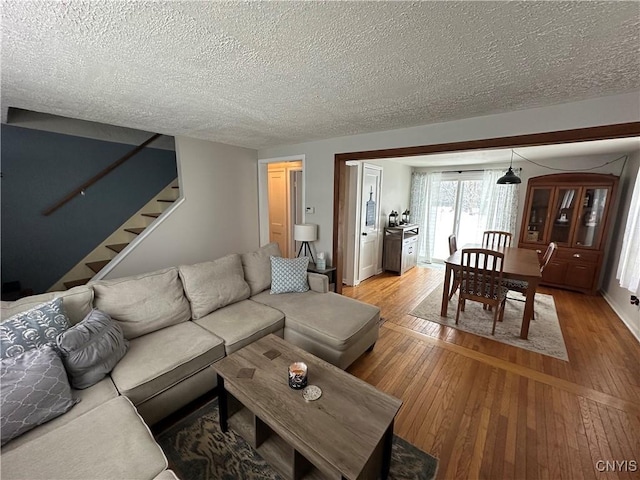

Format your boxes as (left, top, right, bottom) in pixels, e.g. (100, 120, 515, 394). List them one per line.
(601, 291, 640, 343)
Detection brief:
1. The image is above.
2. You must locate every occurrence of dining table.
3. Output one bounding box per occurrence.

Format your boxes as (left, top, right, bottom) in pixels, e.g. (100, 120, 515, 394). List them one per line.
(441, 244, 542, 339)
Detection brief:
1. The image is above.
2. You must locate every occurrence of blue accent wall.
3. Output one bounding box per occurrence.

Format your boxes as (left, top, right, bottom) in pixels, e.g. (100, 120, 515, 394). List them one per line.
(1, 125, 177, 294)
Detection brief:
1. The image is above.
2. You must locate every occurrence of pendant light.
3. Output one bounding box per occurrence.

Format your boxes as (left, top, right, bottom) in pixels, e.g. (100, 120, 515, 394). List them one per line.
(497, 150, 522, 184)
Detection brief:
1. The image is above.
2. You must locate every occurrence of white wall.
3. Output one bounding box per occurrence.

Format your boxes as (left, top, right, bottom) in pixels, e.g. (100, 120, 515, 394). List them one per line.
(7, 109, 176, 150)
(601, 151, 640, 341)
(369, 159, 413, 221)
(369, 160, 412, 273)
(258, 92, 640, 265)
(104, 136, 259, 278)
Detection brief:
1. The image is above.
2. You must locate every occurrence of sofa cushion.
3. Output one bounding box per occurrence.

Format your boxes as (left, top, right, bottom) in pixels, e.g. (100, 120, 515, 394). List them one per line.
(241, 242, 282, 296)
(1, 298, 70, 359)
(56, 309, 129, 389)
(0, 396, 168, 480)
(2, 377, 118, 452)
(1, 345, 77, 446)
(195, 299, 285, 354)
(1, 285, 93, 326)
(92, 267, 191, 340)
(154, 470, 180, 480)
(251, 290, 380, 351)
(179, 254, 251, 319)
(270, 256, 310, 294)
(110, 322, 225, 405)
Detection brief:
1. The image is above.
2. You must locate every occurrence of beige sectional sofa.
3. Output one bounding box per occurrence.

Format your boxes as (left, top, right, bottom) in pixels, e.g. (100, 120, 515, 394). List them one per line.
(0, 243, 380, 479)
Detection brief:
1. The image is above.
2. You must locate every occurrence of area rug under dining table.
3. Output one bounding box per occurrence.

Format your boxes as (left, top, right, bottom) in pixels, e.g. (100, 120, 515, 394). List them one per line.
(156, 399, 439, 480)
(410, 284, 569, 361)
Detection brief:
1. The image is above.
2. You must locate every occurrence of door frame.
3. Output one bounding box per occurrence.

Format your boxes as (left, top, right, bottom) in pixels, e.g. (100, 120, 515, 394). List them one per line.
(332, 122, 640, 294)
(258, 155, 306, 249)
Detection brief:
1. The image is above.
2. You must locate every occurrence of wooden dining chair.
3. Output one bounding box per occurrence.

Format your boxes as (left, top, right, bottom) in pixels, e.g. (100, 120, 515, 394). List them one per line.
(448, 234, 460, 300)
(455, 248, 508, 335)
(482, 230, 512, 249)
(502, 242, 557, 319)
(448, 234, 457, 256)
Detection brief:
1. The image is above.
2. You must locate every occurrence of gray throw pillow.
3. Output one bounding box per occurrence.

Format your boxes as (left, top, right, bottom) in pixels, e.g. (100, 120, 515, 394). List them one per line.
(56, 309, 129, 390)
(270, 256, 310, 294)
(1, 345, 77, 446)
(0, 298, 70, 359)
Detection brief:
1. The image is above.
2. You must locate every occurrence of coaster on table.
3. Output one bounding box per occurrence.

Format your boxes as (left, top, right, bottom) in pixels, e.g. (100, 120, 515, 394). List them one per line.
(263, 349, 281, 360)
(236, 368, 255, 379)
(302, 385, 322, 401)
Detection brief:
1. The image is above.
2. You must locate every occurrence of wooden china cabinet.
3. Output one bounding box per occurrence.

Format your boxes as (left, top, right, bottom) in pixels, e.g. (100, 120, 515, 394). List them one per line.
(518, 173, 618, 295)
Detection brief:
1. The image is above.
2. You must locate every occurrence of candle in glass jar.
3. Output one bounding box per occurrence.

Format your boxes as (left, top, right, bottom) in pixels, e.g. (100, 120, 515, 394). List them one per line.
(288, 362, 308, 389)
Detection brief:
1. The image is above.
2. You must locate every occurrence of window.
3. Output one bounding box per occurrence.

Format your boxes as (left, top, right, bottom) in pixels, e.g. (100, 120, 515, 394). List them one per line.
(617, 168, 640, 296)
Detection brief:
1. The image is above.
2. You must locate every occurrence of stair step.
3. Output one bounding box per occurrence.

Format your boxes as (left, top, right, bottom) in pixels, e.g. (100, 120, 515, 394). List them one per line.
(157, 199, 175, 203)
(64, 278, 92, 289)
(86, 260, 110, 273)
(106, 243, 129, 253)
(125, 227, 145, 235)
(142, 212, 161, 218)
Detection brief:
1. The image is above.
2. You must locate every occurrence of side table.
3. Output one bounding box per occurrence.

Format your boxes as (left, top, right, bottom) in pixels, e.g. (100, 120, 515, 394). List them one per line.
(307, 263, 337, 292)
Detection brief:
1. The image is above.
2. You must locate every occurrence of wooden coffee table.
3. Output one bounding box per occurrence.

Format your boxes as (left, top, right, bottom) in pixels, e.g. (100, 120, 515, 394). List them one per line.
(212, 334, 402, 480)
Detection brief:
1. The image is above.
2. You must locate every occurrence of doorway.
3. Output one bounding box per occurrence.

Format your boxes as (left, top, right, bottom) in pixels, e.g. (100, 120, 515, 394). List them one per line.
(260, 158, 304, 257)
(332, 123, 640, 294)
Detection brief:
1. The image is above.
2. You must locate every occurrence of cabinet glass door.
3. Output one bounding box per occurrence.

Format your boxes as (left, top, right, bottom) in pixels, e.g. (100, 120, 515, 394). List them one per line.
(550, 188, 577, 245)
(573, 187, 609, 248)
(524, 187, 552, 243)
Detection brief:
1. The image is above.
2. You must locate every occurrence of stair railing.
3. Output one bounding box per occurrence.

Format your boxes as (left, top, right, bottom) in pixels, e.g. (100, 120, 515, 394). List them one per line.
(42, 133, 162, 216)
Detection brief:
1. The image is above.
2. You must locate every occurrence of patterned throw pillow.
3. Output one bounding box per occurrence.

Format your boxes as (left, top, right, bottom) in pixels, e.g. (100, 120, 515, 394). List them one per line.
(1, 345, 77, 445)
(270, 256, 310, 294)
(56, 309, 129, 389)
(0, 298, 70, 359)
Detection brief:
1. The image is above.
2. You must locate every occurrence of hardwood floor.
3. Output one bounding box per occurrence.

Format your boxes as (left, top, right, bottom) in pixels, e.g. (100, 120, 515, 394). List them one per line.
(344, 266, 640, 480)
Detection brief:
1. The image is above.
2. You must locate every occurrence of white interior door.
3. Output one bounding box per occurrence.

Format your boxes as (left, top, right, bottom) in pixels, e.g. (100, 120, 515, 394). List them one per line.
(268, 166, 288, 256)
(358, 164, 382, 282)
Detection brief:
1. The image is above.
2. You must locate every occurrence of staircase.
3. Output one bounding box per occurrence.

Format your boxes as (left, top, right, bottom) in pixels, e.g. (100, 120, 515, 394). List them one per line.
(49, 181, 181, 291)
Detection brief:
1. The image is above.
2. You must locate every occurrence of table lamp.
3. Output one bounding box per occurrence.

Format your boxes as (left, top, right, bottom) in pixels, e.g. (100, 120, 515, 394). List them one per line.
(294, 223, 317, 263)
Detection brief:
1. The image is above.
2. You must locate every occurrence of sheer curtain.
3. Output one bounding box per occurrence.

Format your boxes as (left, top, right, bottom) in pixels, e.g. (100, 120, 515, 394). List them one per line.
(617, 169, 640, 296)
(479, 169, 520, 234)
(410, 171, 442, 263)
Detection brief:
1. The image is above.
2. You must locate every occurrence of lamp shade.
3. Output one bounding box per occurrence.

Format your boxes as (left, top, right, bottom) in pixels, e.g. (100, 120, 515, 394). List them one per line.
(497, 167, 522, 185)
(294, 224, 317, 242)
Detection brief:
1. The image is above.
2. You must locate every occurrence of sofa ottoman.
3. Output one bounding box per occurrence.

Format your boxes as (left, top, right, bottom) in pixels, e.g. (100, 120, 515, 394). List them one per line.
(251, 290, 380, 369)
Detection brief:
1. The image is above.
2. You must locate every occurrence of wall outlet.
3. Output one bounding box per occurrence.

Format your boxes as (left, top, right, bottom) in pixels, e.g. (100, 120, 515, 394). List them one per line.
(631, 295, 639, 306)
(305, 207, 315, 214)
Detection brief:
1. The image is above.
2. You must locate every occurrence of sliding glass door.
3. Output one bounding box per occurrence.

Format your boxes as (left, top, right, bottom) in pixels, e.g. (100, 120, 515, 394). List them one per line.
(411, 169, 519, 265)
(432, 174, 484, 261)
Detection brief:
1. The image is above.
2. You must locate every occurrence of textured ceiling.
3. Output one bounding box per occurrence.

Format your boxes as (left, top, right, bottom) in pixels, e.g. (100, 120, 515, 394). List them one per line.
(2, 1, 639, 149)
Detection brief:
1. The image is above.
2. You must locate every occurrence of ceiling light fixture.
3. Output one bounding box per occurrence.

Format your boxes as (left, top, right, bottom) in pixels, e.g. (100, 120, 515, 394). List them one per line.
(497, 150, 522, 185)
